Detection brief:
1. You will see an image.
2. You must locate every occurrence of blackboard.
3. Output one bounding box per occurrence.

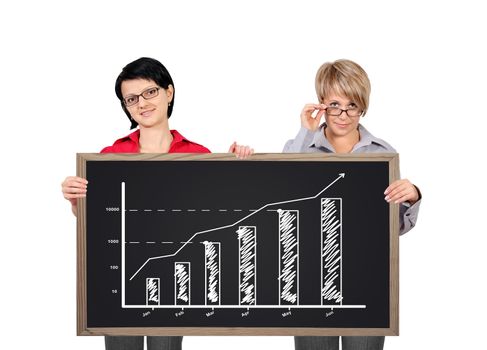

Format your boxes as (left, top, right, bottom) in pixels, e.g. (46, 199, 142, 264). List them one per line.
(77, 153, 399, 336)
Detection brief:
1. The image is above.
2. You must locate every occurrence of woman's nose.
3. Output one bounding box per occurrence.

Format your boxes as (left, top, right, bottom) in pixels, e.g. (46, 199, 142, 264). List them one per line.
(138, 96, 150, 108)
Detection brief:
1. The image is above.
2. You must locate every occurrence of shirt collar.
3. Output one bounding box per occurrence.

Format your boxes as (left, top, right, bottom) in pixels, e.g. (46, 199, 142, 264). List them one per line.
(127, 129, 140, 144)
(115, 129, 189, 148)
(170, 130, 187, 145)
(309, 123, 388, 152)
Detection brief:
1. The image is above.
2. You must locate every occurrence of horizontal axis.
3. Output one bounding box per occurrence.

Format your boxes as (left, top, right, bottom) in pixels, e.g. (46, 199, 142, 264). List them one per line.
(121, 304, 366, 309)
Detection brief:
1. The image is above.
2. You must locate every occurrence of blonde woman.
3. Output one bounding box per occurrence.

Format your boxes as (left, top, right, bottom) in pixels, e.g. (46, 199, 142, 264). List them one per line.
(284, 59, 421, 350)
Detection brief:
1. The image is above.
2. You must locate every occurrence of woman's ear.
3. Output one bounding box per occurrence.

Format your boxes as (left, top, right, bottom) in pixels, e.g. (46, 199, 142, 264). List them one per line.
(166, 84, 174, 104)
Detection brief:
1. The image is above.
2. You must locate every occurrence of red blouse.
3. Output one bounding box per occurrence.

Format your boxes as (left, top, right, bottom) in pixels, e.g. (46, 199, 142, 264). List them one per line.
(100, 129, 210, 154)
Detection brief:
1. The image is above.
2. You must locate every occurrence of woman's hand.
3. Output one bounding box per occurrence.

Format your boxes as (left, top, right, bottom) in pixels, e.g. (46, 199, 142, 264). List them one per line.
(62, 176, 88, 215)
(384, 179, 419, 205)
(228, 142, 254, 159)
(301, 103, 327, 131)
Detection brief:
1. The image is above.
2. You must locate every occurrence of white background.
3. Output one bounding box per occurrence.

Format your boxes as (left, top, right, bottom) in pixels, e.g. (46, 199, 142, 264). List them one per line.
(1, 1, 486, 349)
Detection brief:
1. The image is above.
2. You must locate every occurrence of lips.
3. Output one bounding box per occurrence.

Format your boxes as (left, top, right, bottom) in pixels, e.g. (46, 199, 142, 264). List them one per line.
(140, 109, 155, 117)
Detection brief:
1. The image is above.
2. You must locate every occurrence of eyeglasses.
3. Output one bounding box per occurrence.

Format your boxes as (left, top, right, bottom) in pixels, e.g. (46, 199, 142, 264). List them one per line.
(123, 87, 160, 107)
(326, 107, 362, 118)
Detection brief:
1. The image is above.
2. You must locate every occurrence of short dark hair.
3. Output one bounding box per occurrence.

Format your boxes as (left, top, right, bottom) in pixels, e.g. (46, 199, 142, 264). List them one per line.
(115, 57, 175, 129)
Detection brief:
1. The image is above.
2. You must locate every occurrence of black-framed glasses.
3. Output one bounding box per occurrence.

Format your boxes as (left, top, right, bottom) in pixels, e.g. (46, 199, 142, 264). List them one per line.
(326, 107, 362, 118)
(123, 87, 160, 107)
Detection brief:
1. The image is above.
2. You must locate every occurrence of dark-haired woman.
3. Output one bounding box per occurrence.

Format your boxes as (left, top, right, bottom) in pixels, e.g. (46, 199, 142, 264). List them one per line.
(62, 57, 252, 350)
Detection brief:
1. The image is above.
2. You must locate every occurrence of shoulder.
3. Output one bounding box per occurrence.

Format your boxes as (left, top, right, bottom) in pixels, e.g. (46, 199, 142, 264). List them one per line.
(100, 129, 140, 153)
(283, 127, 318, 153)
(377, 138, 397, 153)
(358, 124, 397, 153)
(170, 130, 211, 153)
(371, 135, 397, 153)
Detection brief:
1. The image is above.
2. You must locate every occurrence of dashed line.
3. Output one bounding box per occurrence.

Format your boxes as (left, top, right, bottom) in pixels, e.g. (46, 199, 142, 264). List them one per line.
(125, 208, 255, 212)
(127, 241, 177, 244)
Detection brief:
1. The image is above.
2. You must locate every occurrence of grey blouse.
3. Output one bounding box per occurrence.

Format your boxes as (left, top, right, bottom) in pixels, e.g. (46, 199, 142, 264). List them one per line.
(283, 124, 421, 235)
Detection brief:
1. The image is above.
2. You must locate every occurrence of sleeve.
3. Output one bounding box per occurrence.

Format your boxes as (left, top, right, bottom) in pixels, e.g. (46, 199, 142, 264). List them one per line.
(100, 146, 112, 153)
(282, 127, 315, 153)
(196, 143, 211, 153)
(399, 186, 422, 235)
(199, 146, 211, 153)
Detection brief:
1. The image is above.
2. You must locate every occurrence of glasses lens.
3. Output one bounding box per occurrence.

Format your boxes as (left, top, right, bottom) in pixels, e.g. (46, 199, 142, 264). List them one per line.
(346, 108, 361, 117)
(142, 87, 159, 99)
(124, 96, 138, 107)
(326, 107, 342, 116)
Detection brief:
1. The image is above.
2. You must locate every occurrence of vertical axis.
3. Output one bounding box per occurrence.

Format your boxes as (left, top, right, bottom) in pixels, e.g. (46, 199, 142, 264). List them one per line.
(121, 182, 125, 308)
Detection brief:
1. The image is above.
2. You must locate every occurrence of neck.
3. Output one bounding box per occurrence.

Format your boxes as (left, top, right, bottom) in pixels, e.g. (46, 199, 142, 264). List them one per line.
(325, 127, 360, 154)
(138, 123, 173, 153)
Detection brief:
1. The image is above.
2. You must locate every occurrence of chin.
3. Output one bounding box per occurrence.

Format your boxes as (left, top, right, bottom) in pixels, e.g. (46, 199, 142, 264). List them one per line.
(331, 127, 351, 135)
(136, 118, 159, 128)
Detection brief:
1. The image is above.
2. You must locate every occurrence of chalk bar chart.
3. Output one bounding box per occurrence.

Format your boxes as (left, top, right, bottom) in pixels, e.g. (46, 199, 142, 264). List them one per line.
(77, 153, 399, 336)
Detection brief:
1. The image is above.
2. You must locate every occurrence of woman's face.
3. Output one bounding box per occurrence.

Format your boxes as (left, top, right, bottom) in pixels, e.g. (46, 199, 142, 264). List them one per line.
(121, 78, 173, 129)
(323, 93, 362, 138)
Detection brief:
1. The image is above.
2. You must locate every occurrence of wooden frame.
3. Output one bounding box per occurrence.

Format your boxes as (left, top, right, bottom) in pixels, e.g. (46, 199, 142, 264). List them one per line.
(77, 153, 399, 336)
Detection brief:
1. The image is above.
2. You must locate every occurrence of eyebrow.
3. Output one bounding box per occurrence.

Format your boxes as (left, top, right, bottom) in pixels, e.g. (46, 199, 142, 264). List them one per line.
(328, 100, 356, 106)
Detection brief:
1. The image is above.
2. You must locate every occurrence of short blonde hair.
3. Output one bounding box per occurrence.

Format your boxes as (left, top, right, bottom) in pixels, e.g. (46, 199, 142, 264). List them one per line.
(315, 59, 371, 115)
